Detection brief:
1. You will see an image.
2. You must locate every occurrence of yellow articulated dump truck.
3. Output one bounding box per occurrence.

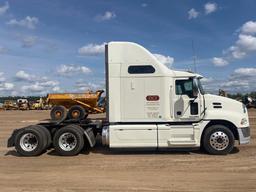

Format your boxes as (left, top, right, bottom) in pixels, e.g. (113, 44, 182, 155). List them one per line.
(47, 90, 105, 121)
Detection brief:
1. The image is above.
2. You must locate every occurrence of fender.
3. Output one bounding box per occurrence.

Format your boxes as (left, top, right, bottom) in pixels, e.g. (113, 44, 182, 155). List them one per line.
(204, 109, 247, 128)
(84, 128, 96, 147)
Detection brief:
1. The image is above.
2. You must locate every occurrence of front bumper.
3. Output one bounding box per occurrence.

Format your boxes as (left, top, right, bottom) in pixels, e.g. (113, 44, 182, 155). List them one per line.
(238, 127, 250, 145)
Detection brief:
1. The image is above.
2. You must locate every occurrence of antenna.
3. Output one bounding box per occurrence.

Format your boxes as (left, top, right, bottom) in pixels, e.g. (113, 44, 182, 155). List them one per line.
(192, 40, 197, 73)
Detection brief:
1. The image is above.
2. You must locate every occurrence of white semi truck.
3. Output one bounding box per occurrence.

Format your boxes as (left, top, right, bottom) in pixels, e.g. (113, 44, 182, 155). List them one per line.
(7, 42, 250, 156)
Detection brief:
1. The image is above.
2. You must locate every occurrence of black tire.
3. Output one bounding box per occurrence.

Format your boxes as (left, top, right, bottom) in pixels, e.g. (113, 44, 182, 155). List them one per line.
(34, 125, 52, 149)
(50, 105, 67, 122)
(68, 105, 87, 120)
(14, 126, 47, 156)
(202, 124, 235, 155)
(53, 125, 84, 156)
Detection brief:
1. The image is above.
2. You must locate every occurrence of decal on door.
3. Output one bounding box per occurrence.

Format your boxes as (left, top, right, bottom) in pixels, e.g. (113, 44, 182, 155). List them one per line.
(145, 95, 160, 118)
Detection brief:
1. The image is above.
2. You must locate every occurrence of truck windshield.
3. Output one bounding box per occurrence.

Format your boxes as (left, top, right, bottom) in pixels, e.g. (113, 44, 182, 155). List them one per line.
(197, 78, 205, 95)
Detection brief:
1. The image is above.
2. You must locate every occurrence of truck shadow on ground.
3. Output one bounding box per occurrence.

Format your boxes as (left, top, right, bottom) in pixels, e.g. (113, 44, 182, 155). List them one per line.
(5, 146, 240, 157)
(46, 144, 240, 156)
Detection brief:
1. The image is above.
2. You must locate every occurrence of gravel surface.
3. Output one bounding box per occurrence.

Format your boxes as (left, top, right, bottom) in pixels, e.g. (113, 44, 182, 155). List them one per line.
(0, 109, 255, 192)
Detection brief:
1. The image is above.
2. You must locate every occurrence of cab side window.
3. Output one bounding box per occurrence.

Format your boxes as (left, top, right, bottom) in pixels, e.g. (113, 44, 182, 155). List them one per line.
(128, 65, 155, 74)
(176, 79, 193, 97)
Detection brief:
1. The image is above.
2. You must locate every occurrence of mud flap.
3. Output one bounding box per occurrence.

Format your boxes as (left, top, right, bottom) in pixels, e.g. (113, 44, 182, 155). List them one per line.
(84, 128, 96, 147)
(7, 129, 20, 147)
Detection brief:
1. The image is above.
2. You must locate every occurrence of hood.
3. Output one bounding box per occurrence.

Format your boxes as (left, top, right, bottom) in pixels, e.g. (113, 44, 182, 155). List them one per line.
(204, 94, 245, 112)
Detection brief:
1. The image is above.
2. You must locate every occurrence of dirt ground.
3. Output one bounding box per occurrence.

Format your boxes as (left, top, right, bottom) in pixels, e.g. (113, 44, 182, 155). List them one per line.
(0, 110, 255, 192)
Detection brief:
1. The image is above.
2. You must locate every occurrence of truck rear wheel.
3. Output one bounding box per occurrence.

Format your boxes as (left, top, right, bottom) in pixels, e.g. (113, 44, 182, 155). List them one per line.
(50, 105, 67, 122)
(202, 125, 235, 155)
(14, 126, 48, 156)
(53, 125, 84, 156)
(68, 105, 87, 120)
(34, 125, 52, 149)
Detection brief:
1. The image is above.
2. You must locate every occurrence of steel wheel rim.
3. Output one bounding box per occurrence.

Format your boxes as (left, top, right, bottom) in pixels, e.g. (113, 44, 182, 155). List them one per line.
(20, 133, 38, 152)
(58, 132, 77, 151)
(210, 131, 229, 151)
(55, 111, 62, 118)
(72, 110, 80, 118)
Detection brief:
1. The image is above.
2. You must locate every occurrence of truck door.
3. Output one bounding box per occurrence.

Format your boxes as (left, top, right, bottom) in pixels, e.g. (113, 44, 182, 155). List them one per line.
(173, 78, 202, 121)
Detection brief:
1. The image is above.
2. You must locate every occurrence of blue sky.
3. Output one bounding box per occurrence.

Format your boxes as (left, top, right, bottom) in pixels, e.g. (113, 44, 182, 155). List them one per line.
(0, 0, 256, 96)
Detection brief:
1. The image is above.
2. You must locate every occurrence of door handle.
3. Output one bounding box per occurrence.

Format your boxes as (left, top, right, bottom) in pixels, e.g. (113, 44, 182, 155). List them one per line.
(131, 81, 135, 90)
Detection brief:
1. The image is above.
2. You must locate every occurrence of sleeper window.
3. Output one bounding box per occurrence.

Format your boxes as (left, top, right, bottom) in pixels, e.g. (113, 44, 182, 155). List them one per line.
(128, 65, 155, 74)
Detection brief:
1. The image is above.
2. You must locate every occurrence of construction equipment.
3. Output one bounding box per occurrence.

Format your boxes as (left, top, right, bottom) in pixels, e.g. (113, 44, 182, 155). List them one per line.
(17, 99, 29, 110)
(47, 90, 105, 121)
(243, 96, 256, 108)
(3, 100, 18, 110)
(219, 89, 227, 97)
(30, 98, 47, 110)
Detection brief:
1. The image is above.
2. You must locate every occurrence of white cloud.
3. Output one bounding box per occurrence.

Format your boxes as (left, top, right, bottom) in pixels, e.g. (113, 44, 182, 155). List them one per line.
(241, 21, 256, 35)
(95, 11, 116, 22)
(21, 80, 60, 95)
(21, 83, 44, 93)
(221, 67, 256, 93)
(40, 80, 59, 87)
(0, 82, 14, 91)
(78, 42, 106, 56)
(15, 71, 59, 91)
(141, 3, 148, 8)
(0, 1, 9, 15)
(75, 80, 104, 92)
(234, 67, 256, 76)
(0, 72, 14, 92)
(236, 34, 256, 51)
(201, 77, 214, 83)
(15, 70, 35, 81)
(204, 2, 217, 15)
(57, 64, 92, 76)
(212, 57, 229, 67)
(221, 80, 249, 87)
(219, 21, 256, 61)
(201, 67, 256, 93)
(0, 72, 6, 82)
(7, 16, 39, 29)
(227, 46, 246, 59)
(22, 36, 37, 47)
(188, 8, 199, 19)
(153, 53, 174, 67)
(52, 86, 60, 92)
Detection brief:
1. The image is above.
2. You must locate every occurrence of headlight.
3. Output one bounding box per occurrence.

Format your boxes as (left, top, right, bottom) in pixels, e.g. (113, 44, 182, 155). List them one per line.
(241, 118, 248, 126)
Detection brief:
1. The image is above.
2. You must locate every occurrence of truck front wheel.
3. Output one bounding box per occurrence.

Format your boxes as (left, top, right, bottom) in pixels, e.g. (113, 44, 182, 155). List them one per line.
(202, 125, 235, 155)
(53, 125, 84, 156)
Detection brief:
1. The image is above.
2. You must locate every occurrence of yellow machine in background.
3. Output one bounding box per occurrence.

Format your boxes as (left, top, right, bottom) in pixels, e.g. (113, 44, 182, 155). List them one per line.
(47, 90, 105, 121)
(30, 98, 48, 110)
(3, 100, 18, 110)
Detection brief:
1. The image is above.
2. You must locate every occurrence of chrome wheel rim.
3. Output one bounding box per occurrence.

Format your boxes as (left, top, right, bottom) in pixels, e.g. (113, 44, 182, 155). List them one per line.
(210, 131, 229, 151)
(20, 133, 38, 152)
(58, 132, 77, 151)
